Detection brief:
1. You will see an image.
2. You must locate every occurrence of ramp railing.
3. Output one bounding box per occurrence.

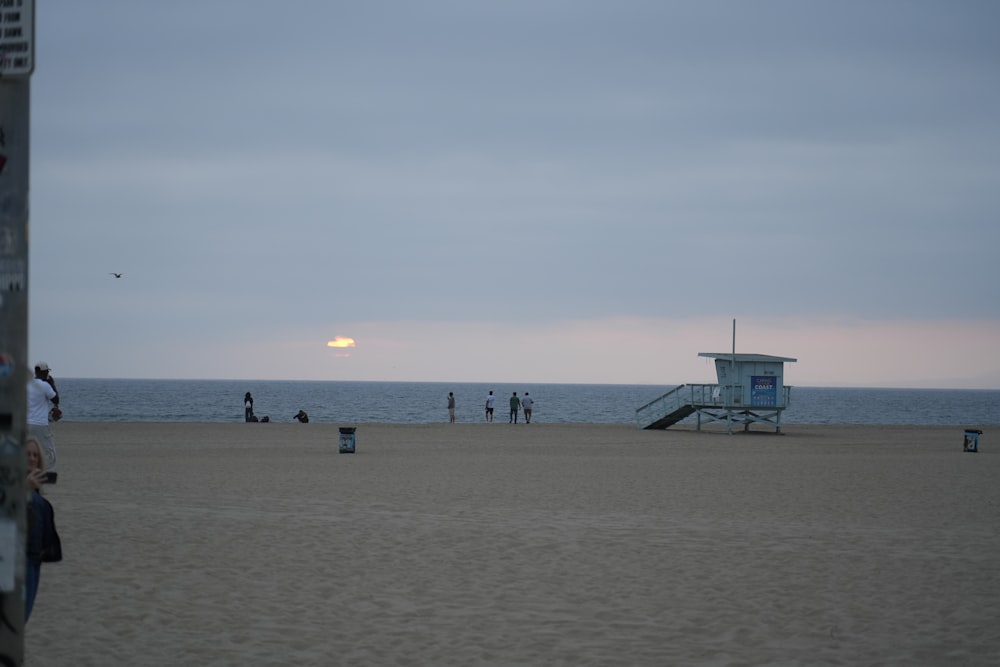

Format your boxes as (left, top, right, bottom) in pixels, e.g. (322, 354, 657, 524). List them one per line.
(635, 384, 725, 429)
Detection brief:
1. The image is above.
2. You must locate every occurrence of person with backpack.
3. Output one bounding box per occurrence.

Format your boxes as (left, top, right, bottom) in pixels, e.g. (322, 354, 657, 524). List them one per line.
(28, 362, 60, 483)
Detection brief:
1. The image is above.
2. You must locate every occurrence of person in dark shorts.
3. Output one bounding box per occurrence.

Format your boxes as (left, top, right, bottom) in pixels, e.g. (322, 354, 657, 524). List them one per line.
(485, 390, 495, 422)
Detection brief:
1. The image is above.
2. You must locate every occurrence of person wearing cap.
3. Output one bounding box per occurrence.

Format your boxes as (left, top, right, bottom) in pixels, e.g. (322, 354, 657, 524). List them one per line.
(27, 362, 60, 483)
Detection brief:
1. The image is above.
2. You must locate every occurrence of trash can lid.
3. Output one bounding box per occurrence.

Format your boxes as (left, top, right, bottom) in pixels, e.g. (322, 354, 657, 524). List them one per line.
(339, 427, 357, 434)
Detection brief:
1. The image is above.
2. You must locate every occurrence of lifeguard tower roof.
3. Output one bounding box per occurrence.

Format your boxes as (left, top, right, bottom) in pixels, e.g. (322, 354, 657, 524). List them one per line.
(698, 353, 797, 363)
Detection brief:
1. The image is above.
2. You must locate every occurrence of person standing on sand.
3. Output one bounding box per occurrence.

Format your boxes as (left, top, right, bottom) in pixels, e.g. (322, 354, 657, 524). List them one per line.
(28, 362, 60, 483)
(521, 392, 534, 424)
(509, 391, 521, 424)
(244, 392, 254, 422)
(25, 436, 61, 621)
(448, 391, 456, 423)
(485, 390, 495, 422)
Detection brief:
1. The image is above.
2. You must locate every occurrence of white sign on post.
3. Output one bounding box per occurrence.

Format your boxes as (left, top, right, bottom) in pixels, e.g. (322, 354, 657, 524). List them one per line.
(0, 0, 34, 77)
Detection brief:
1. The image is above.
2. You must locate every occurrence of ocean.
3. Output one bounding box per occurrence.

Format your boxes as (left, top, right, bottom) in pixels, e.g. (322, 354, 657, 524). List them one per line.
(53, 379, 1000, 427)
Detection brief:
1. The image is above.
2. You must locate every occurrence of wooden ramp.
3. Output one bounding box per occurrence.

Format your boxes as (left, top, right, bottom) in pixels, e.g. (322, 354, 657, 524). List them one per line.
(643, 404, 697, 430)
(636, 384, 713, 430)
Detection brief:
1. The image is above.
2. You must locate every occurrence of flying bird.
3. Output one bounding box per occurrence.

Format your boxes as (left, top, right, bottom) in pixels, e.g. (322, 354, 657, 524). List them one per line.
(109, 272, 123, 278)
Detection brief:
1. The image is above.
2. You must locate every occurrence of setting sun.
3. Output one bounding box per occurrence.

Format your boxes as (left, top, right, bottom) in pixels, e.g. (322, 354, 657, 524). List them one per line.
(327, 336, 356, 349)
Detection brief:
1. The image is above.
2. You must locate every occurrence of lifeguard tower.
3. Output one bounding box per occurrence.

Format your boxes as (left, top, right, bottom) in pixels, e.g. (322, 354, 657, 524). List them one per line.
(636, 352, 797, 433)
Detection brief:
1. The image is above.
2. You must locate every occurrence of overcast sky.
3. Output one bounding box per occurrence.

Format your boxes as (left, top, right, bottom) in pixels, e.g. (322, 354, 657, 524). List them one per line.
(26, 1, 1000, 387)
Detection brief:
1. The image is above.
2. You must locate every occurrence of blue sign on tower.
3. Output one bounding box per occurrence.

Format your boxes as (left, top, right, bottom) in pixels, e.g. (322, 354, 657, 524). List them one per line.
(751, 376, 777, 407)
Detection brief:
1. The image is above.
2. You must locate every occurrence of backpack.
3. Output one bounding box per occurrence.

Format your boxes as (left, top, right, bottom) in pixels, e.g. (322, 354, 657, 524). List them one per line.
(39, 495, 62, 563)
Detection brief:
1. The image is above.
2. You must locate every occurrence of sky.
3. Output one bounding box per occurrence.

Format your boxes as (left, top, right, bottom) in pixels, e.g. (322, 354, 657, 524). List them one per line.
(24, 0, 1000, 387)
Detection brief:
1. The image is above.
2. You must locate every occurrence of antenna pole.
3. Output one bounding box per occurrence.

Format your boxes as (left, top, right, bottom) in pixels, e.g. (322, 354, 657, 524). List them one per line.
(728, 319, 736, 433)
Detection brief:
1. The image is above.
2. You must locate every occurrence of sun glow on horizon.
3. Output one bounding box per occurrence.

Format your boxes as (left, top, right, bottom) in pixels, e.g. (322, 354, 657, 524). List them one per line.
(327, 336, 356, 349)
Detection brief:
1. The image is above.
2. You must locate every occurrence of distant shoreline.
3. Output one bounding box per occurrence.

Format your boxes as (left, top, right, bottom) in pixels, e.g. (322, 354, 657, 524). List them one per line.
(54, 377, 1000, 390)
(52, 422, 988, 436)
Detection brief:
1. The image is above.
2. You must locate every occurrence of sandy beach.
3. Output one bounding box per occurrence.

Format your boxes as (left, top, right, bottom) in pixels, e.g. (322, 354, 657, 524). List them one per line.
(23, 422, 1000, 666)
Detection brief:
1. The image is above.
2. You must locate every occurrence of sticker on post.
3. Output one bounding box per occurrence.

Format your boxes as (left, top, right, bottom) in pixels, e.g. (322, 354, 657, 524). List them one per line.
(0, 519, 17, 591)
(0, 353, 14, 377)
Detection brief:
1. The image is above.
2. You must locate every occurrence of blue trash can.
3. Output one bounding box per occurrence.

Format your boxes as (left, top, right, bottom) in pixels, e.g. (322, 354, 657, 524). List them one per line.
(339, 427, 357, 454)
(963, 429, 982, 453)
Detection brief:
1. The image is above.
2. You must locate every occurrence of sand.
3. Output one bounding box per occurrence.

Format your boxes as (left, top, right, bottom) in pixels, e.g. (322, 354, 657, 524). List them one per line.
(23, 422, 1000, 666)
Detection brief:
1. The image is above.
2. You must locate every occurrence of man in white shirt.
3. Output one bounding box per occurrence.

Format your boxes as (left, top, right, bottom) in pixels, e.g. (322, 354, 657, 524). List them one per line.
(521, 392, 535, 424)
(27, 362, 60, 483)
(485, 391, 495, 422)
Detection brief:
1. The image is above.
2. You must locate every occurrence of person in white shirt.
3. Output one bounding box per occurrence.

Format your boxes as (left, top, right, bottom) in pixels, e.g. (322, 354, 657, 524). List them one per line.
(521, 392, 535, 424)
(27, 362, 60, 483)
(485, 391, 495, 422)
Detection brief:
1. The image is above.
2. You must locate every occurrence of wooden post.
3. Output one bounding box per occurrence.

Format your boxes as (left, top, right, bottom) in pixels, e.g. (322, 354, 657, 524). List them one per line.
(0, 2, 35, 662)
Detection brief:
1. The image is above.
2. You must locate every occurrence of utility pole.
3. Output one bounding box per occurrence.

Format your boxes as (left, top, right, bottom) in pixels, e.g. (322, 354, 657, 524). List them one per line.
(0, 1, 35, 664)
